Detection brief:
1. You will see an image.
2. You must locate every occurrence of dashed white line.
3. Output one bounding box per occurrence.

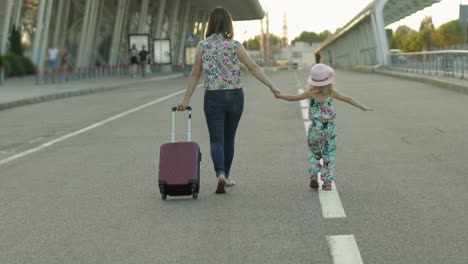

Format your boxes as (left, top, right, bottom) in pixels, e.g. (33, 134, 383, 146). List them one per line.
(327, 235, 364, 264)
(0, 89, 186, 167)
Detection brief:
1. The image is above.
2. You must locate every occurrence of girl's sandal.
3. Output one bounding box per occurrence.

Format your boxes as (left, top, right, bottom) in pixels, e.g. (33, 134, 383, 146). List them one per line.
(322, 181, 332, 191)
(309, 175, 319, 189)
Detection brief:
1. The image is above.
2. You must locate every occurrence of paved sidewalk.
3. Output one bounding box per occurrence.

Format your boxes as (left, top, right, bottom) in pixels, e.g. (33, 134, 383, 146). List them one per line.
(0, 72, 184, 111)
(352, 65, 468, 94)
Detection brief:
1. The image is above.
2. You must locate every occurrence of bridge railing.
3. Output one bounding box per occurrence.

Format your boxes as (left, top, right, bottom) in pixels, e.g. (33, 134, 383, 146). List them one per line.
(389, 50, 468, 80)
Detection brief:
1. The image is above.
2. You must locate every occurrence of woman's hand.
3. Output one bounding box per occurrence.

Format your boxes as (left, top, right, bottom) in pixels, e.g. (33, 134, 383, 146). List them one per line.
(177, 98, 190, 111)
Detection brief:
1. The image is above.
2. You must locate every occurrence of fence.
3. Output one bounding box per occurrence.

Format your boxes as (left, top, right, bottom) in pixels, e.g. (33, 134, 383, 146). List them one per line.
(389, 50, 468, 80)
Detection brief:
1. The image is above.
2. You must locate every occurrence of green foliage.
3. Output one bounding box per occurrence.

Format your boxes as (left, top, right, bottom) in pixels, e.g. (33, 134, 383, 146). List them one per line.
(390, 19, 465, 51)
(0, 53, 36, 77)
(430, 20, 462, 47)
(8, 25, 24, 56)
(20, 56, 35, 75)
(242, 34, 282, 50)
(291, 30, 331, 45)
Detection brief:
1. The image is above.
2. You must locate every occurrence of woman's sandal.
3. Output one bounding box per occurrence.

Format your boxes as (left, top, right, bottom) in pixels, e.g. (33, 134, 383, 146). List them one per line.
(215, 176, 226, 194)
(322, 181, 332, 191)
(310, 175, 319, 189)
(226, 178, 236, 187)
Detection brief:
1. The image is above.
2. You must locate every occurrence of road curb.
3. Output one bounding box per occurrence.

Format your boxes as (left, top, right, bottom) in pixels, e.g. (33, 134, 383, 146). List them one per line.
(351, 66, 468, 94)
(0, 74, 184, 111)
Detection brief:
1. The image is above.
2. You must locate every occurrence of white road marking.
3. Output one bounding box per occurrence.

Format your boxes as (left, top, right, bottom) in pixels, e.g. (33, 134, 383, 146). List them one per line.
(327, 235, 364, 264)
(0, 89, 186, 167)
(300, 99, 309, 108)
(301, 108, 309, 120)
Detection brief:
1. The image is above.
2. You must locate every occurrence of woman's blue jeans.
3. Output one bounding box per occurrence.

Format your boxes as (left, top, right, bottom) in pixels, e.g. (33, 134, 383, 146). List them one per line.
(203, 88, 244, 178)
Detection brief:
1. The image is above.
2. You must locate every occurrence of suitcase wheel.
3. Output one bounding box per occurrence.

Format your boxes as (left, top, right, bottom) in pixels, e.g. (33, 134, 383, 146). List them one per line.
(159, 184, 167, 200)
(191, 183, 198, 199)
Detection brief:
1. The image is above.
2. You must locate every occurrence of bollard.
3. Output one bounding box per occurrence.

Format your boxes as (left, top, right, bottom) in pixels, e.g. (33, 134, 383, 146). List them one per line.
(35, 68, 39, 85)
(52, 68, 56, 84)
(0, 65, 4, 85)
(44, 69, 49, 84)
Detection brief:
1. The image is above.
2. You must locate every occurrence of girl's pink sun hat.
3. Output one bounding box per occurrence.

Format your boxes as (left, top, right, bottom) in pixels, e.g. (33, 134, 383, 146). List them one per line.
(307, 63, 335, 86)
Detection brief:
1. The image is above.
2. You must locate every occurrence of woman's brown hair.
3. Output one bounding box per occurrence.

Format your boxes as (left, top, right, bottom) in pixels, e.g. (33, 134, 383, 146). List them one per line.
(205, 6, 234, 39)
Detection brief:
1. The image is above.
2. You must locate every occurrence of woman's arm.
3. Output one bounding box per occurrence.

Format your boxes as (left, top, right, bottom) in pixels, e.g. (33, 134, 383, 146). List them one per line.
(237, 43, 280, 94)
(177, 44, 202, 111)
(332, 88, 374, 111)
(276, 90, 312, 102)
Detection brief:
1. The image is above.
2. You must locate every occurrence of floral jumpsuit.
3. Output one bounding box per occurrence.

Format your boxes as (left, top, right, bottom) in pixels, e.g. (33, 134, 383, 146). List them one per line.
(307, 95, 337, 183)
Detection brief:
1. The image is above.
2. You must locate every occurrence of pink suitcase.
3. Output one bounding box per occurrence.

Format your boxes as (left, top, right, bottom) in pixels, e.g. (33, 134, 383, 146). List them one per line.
(158, 106, 201, 200)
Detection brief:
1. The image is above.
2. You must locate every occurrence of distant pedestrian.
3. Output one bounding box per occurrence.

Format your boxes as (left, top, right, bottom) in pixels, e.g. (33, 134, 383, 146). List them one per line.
(129, 44, 139, 78)
(176, 6, 280, 194)
(315, 52, 321, 63)
(60, 48, 68, 72)
(139, 45, 149, 77)
(48, 47, 59, 72)
(275, 63, 374, 190)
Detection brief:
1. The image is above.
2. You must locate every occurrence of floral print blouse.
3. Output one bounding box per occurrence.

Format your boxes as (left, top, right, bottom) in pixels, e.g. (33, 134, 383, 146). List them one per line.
(199, 33, 242, 90)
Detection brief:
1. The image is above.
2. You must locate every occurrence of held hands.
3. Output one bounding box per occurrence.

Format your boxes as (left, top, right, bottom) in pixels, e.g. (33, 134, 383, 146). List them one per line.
(269, 85, 281, 98)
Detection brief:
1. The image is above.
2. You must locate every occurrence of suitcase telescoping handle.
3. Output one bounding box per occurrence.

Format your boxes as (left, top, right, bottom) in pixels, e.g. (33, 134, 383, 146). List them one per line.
(171, 106, 192, 142)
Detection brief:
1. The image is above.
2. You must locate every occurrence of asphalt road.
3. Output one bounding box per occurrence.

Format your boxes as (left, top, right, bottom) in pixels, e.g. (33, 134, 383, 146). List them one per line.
(0, 69, 467, 263)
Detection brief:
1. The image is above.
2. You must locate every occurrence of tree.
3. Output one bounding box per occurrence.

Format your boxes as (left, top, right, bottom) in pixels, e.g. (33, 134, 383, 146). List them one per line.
(389, 25, 416, 50)
(242, 34, 282, 50)
(420, 16, 434, 31)
(291, 30, 331, 45)
(430, 20, 462, 48)
(9, 25, 24, 56)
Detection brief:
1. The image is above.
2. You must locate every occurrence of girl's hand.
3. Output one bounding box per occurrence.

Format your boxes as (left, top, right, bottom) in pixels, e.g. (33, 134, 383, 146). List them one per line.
(361, 106, 374, 111)
(177, 98, 190, 111)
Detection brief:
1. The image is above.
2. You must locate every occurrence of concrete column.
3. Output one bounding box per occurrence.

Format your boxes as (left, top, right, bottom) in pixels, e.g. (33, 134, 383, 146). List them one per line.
(58, 0, 71, 50)
(38, 0, 54, 72)
(52, 0, 65, 47)
(176, 0, 191, 65)
(76, 0, 92, 66)
(1, 0, 14, 55)
(169, 0, 180, 64)
(12, 0, 24, 28)
(372, 0, 389, 66)
(138, 0, 150, 33)
(155, 0, 166, 38)
(109, 0, 127, 64)
(199, 12, 208, 40)
(84, 0, 100, 65)
(32, 0, 47, 65)
(90, 0, 105, 64)
(31, 0, 46, 63)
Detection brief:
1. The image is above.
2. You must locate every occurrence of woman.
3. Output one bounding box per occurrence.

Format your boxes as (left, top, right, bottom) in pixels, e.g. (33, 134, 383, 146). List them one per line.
(177, 6, 280, 194)
(129, 44, 139, 78)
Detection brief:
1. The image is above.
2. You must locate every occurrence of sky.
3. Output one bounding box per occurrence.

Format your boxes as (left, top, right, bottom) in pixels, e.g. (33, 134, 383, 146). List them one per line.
(233, 0, 468, 43)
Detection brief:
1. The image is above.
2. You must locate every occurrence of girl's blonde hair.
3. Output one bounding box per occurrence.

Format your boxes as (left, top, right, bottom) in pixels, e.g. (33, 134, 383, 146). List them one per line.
(306, 83, 334, 95)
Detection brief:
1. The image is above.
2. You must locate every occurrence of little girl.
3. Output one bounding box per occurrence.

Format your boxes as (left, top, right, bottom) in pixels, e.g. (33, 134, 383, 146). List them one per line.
(275, 63, 373, 190)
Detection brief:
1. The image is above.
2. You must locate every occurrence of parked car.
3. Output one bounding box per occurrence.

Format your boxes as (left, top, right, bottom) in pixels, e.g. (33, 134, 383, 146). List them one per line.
(390, 49, 407, 64)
